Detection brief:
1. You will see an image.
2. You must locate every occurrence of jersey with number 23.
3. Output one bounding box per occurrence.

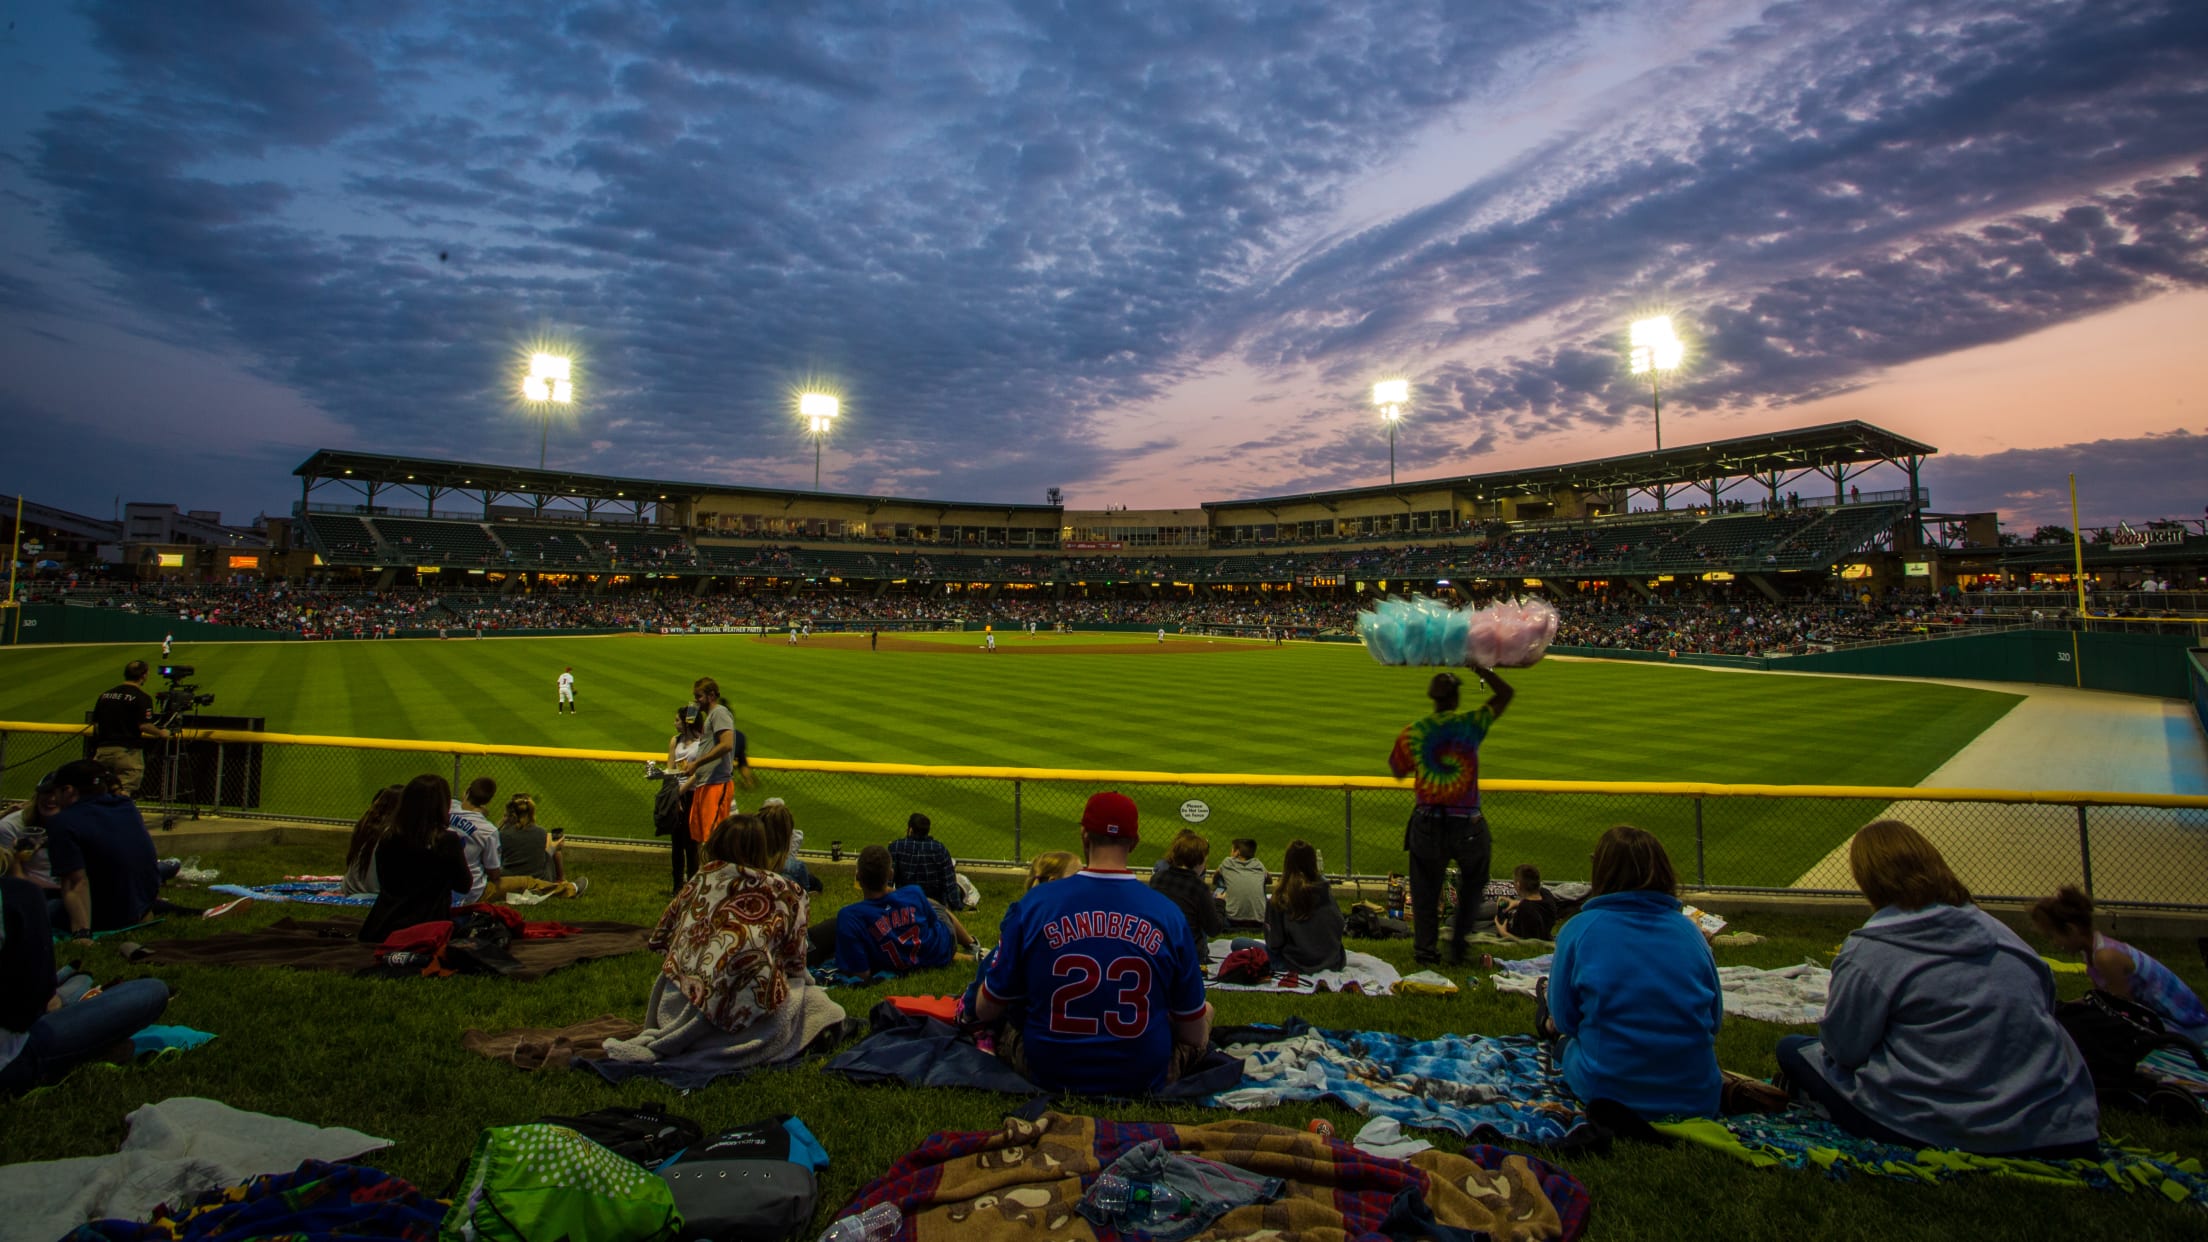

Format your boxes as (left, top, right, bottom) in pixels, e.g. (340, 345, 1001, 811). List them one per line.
(981, 869, 1207, 1096)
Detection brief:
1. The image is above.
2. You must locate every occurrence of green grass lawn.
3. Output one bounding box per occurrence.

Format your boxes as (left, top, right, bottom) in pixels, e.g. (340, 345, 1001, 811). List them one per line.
(0, 633, 2020, 886)
(3, 839, 2203, 1241)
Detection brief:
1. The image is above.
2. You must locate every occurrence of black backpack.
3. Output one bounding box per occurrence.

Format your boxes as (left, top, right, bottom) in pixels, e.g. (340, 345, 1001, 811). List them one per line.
(1345, 904, 1411, 941)
(534, 1103, 704, 1169)
(2055, 988, 2207, 1090)
(652, 775, 692, 838)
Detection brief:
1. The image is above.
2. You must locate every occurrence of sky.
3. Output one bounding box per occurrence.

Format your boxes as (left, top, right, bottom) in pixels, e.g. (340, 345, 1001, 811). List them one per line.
(2, 0, 2205, 533)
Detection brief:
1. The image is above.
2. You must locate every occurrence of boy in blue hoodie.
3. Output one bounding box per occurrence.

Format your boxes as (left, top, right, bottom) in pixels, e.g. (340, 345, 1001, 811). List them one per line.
(1544, 825, 1723, 1119)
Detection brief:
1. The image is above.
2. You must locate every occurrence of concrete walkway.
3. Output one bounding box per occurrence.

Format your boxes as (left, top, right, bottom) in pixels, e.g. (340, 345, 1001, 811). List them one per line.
(1790, 680, 2208, 903)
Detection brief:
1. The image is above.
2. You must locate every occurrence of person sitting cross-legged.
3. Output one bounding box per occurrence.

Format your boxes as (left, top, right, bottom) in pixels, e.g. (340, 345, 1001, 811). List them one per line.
(41, 761, 161, 943)
(2, 846, 172, 1094)
(833, 845, 971, 977)
(1149, 830, 1226, 965)
(973, 792, 1211, 1097)
(888, 812, 963, 911)
(494, 794, 586, 899)
(1775, 820, 2099, 1156)
(359, 775, 474, 944)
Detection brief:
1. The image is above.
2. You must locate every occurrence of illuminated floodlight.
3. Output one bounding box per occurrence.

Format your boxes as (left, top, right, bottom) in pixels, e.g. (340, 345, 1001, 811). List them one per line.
(519, 350, 576, 468)
(1371, 378, 1411, 484)
(1628, 316, 1684, 375)
(798, 391, 841, 489)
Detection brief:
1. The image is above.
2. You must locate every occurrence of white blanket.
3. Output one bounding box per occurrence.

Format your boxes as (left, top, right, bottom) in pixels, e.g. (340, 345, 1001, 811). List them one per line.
(0, 1097, 389, 1240)
(1205, 940, 1403, 996)
(1488, 959, 1831, 1025)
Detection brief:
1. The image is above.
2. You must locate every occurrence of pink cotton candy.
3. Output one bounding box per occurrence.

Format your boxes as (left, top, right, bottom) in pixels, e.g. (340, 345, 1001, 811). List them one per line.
(1464, 597, 1560, 668)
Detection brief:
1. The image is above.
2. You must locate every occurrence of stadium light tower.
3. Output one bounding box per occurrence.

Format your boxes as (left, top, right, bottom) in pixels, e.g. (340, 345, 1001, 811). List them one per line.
(799, 392, 839, 490)
(521, 352, 573, 469)
(1627, 316, 1683, 451)
(1372, 378, 1410, 485)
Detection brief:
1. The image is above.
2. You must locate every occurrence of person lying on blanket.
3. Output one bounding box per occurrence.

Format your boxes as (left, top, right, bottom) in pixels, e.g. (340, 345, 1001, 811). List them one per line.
(1774, 820, 2100, 1157)
(1537, 825, 1722, 1123)
(1, 844, 172, 1094)
(833, 845, 973, 976)
(2032, 885, 2208, 1046)
(972, 792, 1212, 1096)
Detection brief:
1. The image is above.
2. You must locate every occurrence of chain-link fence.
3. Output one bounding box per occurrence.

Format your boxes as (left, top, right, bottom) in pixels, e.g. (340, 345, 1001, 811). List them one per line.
(4, 722, 2203, 908)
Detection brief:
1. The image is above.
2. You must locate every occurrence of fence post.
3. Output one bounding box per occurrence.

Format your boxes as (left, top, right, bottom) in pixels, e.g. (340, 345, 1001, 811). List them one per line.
(1343, 789, 1354, 880)
(2076, 804, 2093, 897)
(0, 730, 9, 792)
(1012, 778, 1022, 863)
(451, 753, 461, 793)
(1694, 796, 1707, 887)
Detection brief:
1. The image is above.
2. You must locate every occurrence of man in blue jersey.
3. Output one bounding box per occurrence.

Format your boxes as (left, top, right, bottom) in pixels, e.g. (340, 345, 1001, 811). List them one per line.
(974, 791, 1211, 1096)
(832, 845, 967, 975)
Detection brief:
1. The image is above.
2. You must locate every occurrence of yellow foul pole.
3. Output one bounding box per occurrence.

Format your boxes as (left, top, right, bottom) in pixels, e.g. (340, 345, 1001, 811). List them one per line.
(2068, 473, 2085, 688)
(5, 494, 20, 645)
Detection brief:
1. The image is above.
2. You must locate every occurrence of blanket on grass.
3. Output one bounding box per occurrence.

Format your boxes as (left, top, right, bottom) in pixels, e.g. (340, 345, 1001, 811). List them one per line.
(0, 1098, 390, 1242)
(207, 881, 375, 908)
(825, 1015, 1244, 1101)
(834, 1110, 1592, 1242)
(141, 917, 648, 981)
(62, 1159, 444, 1242)
(591, 972, 856, 1089)
(2145, 1046, 2208, 1097)
(1653, 1110, 2208, 1206)
(461, 1014, 643, 1072)
(1209, 1022, 1590, 1148)
(1203, 940, 1404, 996)
(1489, 956, 1830, 1025)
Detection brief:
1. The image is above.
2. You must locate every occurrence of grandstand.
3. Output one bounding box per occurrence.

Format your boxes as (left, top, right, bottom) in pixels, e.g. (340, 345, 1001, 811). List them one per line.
(284, 422, 1943, 599)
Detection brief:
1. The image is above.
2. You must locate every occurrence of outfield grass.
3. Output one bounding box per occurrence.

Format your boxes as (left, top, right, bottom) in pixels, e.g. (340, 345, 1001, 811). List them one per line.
(3, 839, 2202, 1242)
(0, 633, 2020, 886)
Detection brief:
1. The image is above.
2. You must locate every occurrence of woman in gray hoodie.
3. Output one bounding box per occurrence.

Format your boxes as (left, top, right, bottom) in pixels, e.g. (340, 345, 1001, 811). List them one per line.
(1775, 820, 2099, 1156)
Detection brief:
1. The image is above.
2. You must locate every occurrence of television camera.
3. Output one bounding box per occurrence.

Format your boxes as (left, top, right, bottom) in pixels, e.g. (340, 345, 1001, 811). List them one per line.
(155, 665, 215, 728)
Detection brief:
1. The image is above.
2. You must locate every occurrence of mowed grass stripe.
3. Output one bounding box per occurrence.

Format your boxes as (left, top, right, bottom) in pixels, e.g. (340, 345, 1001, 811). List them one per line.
(0, 635, 2022, 879)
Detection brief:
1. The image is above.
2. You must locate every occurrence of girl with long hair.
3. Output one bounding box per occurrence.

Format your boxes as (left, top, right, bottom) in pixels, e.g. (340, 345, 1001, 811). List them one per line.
(358, 774, 471, 943)
(340, 784, 404, 895)
(1265, 839, 1345, 972)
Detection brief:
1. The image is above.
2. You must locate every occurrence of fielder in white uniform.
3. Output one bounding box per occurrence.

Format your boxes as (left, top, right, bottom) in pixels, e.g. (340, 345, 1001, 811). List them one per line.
(557, 667, 576, 714)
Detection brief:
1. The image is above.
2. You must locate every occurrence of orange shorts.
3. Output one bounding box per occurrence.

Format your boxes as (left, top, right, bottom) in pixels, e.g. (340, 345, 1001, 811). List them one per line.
(688, 781, 733, 844)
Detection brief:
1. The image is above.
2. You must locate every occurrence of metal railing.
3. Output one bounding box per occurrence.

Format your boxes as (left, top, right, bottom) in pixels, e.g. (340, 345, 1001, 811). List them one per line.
(4, 721, 2203, 909)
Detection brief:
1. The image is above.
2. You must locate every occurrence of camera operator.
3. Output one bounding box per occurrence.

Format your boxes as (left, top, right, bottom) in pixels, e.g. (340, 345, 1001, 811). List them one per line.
(91, 660, 168, 798)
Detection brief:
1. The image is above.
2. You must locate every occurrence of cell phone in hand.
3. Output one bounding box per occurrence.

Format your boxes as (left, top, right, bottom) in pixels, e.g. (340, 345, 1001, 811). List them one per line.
(549, 827, 566, 840)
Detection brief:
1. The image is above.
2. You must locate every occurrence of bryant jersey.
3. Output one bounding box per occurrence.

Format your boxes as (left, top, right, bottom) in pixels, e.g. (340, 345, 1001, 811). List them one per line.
(981, 869, 1207, 1096)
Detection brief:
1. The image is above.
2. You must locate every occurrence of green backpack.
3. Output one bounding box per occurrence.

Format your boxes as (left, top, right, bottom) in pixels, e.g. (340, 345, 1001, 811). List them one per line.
(442, 1123, 684, 1242)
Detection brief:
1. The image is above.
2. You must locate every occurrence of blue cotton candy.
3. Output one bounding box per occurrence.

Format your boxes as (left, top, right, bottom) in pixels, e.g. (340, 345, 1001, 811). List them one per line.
(1359, 596, 1471, 667)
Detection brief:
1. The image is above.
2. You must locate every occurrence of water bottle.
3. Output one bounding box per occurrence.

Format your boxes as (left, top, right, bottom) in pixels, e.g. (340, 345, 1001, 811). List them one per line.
(384, 951, 425, 968)
(819, 1202, 900, 1242)
(1090, 1173, 1131, 1216)
(1092, 1174, 1185, 1228)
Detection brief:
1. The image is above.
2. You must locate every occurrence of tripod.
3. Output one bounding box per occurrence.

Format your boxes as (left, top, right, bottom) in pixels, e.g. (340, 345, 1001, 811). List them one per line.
(154, 711, 204, 831)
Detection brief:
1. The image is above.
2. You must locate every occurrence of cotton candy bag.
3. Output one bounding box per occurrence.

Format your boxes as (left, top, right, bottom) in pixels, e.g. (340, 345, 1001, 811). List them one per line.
(1359, 596, 1559, 668)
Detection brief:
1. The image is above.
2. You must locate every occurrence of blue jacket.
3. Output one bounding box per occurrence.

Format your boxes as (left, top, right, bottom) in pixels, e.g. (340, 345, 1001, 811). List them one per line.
(1549, 890, 1723, 1118)
(1800, 904, 2098, 1153)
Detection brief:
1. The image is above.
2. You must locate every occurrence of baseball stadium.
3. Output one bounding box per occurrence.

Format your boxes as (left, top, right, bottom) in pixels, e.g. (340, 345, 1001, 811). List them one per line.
(4, 422, 2208, 1240)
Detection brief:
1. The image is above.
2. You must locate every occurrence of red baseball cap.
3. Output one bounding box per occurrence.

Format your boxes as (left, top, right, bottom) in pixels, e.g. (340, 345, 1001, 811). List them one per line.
(1080, 791, 1139, 844)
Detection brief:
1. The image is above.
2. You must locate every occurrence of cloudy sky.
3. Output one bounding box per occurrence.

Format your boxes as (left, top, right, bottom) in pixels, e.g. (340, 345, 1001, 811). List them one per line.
(3, 0, 2205, 531)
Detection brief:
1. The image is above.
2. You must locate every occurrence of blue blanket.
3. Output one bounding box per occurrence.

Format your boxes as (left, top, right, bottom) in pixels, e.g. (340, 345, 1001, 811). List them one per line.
(209, 882, 376, 908)
(1208, 1022, 1589, 1146)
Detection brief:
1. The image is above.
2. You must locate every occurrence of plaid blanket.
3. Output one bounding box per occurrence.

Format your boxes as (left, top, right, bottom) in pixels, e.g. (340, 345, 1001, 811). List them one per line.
(836, 1110, 1592, 1242)
(1655, 1110, 2208, 1205)
(1209, 1023, 1591, 1147)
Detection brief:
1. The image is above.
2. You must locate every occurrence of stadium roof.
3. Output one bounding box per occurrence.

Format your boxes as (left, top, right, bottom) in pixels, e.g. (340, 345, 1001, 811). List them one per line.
(292, 450, 1061, 513)
(1203, 420, 1936, 510)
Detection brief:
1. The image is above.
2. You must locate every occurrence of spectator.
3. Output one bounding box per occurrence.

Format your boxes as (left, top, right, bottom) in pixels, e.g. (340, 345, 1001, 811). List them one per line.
(833, 844, 967, 976)
(1150, 830, 1226, 964)
(1, 845, 172, 1094)
(1493, 864, 1558, 941)
(1265, 839, 1346, 973)
(0, 791, 60, 893)
(1541, 826, 1723, 1122)
(447, 777, 505, 904)
(605, 813, 839, 1063)
(888, 812, 962, 911)
(662, 704, 705, 892)
(1215, 838, 1267, 928)
(758, 799, 821, 894)
(2032, 886, 2208, 1044)
(341, 784, 403, 896)
(682, 677, 750, 848)
(496, 794, 586, 898)
(41, 761, 160, 941)
(359, 775, 473, 943)
(973, 792, 1211, 1096)
(1390, 668, 1513, 965)
(1775, 821, 2099, 1155)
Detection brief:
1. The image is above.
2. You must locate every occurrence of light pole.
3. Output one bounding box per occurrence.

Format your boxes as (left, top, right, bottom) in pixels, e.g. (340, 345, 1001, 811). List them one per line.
(521, 353, 573, 469)
(1372, 379, 1409, 485)
(1628, 316, 1683, 510)
(800, 392, 839, 490)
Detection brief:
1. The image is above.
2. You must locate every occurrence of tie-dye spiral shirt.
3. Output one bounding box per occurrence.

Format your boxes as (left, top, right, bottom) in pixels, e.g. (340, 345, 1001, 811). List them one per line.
(1388, 706, 1497, 809)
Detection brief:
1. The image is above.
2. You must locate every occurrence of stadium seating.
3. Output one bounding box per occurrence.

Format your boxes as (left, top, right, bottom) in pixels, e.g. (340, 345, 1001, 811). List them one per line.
(490, 524, 604, 567)
(371, 517, 502, 566)
(302, 514, 383, 563)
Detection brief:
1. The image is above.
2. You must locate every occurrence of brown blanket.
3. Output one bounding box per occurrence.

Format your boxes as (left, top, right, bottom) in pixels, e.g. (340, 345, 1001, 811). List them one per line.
(463, 1015, 643, 1071)
(143, 917, 650, 982)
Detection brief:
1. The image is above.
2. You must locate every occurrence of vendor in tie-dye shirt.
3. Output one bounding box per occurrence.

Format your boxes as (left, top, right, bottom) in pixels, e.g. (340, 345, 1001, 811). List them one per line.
(1389, 668, 1515, 965)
